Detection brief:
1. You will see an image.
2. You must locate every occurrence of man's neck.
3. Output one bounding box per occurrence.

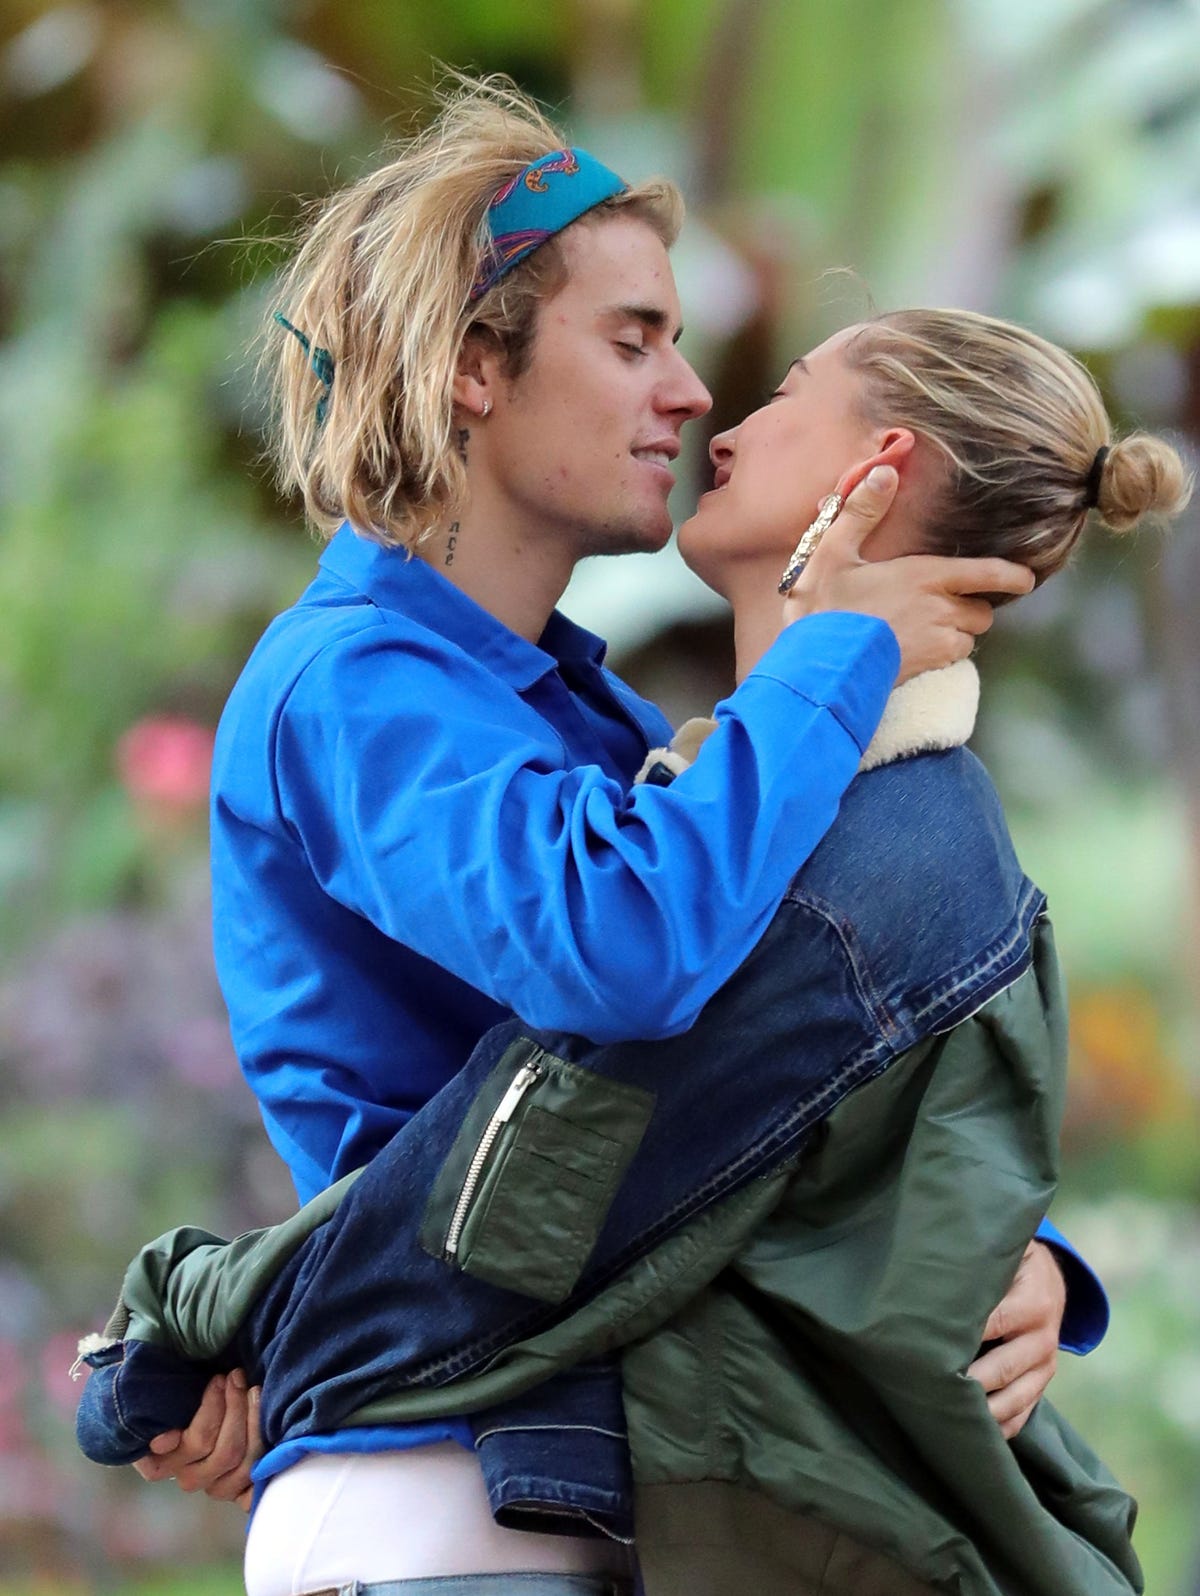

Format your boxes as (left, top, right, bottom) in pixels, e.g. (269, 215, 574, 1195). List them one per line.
(418, 492, 577, 645)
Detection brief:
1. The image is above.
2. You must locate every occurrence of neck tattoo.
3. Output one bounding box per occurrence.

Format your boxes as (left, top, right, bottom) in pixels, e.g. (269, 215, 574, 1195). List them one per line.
(445, 521, 460, 566)
(455, 427, 470, 463)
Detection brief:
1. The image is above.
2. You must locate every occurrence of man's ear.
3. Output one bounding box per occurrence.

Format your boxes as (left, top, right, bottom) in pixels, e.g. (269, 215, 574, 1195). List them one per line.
(452, 332, 500, 416)
(834, 430, 916, 500)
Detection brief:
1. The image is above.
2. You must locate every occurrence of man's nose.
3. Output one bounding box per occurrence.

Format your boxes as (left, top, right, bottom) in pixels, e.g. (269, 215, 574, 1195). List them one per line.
(660, 350, 712, 421)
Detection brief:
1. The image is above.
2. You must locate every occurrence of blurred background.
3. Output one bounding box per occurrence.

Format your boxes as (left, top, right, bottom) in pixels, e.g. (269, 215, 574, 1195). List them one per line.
(1, 0, 1198, 1590)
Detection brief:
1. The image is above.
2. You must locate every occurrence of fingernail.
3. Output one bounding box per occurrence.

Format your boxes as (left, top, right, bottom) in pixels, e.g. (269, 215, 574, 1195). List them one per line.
(866, 465, 896, 492)
(230, 1369, 246, 1392)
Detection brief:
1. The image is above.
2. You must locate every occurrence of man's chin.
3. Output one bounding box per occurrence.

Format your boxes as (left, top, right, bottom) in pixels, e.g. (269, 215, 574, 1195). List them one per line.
(577, 515, 674, 559)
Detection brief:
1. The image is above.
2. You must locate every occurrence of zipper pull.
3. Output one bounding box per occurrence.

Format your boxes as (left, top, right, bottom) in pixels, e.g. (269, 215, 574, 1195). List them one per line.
(493, 1059, 542, 1123)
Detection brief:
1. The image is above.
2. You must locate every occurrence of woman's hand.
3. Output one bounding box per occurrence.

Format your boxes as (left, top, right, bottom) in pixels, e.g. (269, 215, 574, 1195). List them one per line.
(132, 1369, 263, 1511)
(968, 1240, 1065, 1439)
(782, 466, 1035, 682)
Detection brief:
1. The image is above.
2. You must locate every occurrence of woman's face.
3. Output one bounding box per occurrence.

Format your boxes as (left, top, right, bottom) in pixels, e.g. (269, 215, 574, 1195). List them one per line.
(678, 326, 887, 594)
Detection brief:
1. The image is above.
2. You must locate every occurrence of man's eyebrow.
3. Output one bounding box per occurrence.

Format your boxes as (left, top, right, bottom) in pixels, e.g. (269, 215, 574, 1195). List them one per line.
(601, 303, 685, 344)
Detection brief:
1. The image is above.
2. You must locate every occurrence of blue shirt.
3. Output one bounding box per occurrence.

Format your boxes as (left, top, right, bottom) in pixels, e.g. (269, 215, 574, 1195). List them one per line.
(212, 524, 901, 1204)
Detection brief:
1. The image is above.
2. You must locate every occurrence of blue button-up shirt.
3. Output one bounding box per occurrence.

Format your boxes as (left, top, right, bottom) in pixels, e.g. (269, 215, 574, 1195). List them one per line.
(211, 524, 900, 1206)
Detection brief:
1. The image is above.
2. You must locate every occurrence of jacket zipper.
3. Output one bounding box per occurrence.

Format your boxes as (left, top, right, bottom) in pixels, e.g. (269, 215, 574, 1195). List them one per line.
(444, 1052, 545, 1260)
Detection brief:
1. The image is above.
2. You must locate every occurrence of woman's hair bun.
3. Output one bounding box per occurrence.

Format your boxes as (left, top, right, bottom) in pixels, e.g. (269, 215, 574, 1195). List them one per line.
(1097, 432, 1193, 534)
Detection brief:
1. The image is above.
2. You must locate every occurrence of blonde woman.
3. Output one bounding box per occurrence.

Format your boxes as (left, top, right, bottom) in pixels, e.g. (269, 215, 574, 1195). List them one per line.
(78, 306, 1183, 1596)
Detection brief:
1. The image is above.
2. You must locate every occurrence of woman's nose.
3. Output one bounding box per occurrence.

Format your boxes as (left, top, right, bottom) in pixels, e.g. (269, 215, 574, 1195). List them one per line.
(709, 428, 735, 471)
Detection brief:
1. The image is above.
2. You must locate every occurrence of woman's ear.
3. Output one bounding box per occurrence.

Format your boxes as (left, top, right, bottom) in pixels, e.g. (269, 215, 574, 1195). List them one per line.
(834, 429, 916, 500)
(452, 332, 499, 417)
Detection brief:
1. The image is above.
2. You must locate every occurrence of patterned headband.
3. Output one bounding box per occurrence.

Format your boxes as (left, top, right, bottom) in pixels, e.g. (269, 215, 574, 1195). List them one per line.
(275, 148, 628, 424)
(469, 147, 628, 302)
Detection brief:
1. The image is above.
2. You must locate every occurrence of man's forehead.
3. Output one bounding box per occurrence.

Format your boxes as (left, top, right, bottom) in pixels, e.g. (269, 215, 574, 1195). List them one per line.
(558, 216, 682, 327)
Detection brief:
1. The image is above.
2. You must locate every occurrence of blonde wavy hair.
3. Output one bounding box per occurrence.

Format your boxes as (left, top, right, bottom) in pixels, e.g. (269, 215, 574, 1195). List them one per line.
(845, 309, 1192, 580)
(267, 75, 683, 549)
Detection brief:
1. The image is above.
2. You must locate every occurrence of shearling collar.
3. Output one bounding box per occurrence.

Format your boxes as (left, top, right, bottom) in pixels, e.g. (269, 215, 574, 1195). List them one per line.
(635, 660, 980, 784)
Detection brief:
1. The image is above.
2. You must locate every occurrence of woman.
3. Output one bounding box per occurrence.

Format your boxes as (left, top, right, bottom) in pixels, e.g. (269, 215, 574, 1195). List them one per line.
(77, 307, 1187, 1595)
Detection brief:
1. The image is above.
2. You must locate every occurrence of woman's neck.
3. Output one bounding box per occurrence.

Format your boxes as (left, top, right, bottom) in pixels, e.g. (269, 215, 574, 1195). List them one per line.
(725, 563, 791, 683)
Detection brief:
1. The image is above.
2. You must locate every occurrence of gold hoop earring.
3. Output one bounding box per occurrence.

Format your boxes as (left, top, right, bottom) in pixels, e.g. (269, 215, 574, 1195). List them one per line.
(778, 493, 844, 595)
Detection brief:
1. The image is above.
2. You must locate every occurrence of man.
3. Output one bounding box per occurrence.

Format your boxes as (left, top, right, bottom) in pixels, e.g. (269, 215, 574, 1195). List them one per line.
(133, 78, 1089, 1542)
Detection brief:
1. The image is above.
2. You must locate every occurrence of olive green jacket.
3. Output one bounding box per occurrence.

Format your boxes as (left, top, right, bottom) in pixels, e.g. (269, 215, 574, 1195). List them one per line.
(344, 922, 1141, 1596)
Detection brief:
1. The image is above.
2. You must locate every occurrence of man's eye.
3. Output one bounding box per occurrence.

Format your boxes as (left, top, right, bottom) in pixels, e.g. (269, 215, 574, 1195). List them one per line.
(617, 341, 648, 358)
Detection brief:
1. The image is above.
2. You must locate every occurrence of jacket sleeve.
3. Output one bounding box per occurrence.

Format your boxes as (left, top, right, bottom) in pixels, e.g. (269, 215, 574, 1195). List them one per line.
(273, 611, 898, 1043)
(118, 1172, 362, 1358)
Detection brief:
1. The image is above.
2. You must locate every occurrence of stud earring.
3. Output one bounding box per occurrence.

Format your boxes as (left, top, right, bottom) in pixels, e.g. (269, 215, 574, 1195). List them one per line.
(480, 398, 492, 418)
(778, 493, 845, 595)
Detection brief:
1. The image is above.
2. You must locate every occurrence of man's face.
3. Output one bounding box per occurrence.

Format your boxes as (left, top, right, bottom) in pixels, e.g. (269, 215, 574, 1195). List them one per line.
(483, 215, 712, 557)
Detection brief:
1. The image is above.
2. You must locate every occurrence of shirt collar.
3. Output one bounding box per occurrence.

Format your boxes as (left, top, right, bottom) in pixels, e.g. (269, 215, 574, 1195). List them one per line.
(318, 523, 608, 690)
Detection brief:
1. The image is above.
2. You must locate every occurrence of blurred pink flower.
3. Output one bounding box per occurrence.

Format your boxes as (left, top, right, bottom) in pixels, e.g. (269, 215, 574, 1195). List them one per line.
(0, 1337, 30, 1450)
(116, 715, 214, 810)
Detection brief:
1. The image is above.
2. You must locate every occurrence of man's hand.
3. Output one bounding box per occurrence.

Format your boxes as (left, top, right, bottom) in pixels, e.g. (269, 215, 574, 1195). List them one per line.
(783, 466, 1035, 681)
(968, 1240, 1065, 1439)
(133, 1369, 263, 1511)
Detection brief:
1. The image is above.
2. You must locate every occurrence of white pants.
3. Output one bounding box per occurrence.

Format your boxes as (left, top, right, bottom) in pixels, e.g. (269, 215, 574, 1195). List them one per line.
(243, 1445, 631, 1596)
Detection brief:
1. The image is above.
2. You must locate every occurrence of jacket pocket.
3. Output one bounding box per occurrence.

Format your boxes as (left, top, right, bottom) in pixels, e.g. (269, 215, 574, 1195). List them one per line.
(420, 1038, 655, 1304)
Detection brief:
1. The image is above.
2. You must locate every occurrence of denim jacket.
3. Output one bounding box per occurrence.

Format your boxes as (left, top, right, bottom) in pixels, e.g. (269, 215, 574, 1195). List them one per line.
(76, 667, 1119, 1587)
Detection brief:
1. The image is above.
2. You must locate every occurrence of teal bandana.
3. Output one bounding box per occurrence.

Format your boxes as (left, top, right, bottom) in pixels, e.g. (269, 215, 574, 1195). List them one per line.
(273, 312, 335, 426)
(469, 147, 627, 301)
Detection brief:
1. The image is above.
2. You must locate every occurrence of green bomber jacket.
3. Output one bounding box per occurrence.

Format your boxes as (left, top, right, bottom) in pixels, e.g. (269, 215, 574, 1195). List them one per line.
(89, 921, 1140, 1596)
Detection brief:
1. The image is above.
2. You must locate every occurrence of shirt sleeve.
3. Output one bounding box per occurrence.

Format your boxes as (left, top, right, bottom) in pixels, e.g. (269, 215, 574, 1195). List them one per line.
(272, 610, 899, 1043)
(1033, 1216, 1109, 1354)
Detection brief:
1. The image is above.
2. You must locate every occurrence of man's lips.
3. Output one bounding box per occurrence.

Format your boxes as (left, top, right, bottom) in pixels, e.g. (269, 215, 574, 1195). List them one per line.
(632, 442, 679, 487)
(631, 441, 680, 467)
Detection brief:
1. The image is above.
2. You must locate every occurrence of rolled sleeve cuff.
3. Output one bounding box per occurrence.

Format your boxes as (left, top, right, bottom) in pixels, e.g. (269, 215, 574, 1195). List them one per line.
(1036, 1215, 1110, 1355)
(747, 613, 901, 754)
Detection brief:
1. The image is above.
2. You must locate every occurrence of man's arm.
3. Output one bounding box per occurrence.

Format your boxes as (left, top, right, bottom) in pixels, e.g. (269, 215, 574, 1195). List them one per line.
(266, 475, 1032, 1047)
(272, 610, 898, 1044)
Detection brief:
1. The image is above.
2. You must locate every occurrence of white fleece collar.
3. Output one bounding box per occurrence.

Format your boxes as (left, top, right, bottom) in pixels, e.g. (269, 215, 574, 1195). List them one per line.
(635, 659, 980, 783)
(857, 658, 979, 772)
